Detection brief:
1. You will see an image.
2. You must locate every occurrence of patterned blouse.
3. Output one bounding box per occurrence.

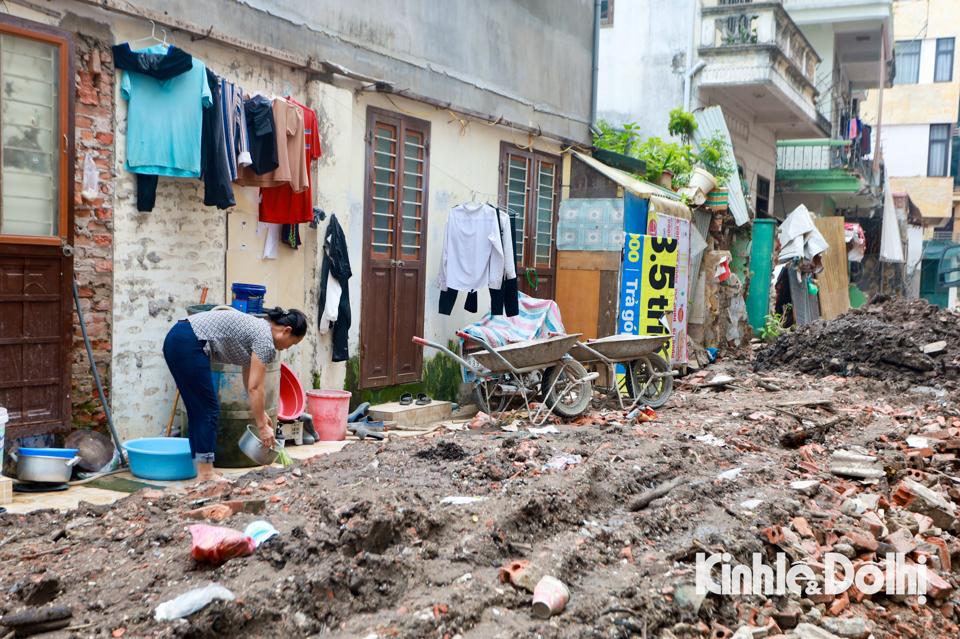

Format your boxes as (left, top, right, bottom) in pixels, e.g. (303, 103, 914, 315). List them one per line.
(187, 309, 276, 366)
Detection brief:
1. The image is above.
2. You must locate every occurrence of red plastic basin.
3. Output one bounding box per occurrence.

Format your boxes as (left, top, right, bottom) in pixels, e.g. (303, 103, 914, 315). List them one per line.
(278, 362, 306, 421)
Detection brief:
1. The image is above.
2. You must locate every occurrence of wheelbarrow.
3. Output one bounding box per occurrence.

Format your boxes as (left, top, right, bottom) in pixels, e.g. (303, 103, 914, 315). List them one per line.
(412, 331, 597, 425)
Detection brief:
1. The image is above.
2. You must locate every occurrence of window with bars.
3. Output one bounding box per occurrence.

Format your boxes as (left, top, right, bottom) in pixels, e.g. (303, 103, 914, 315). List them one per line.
(367, 112, 428, 260)
(0, 32, 62, 238)
(935, 37, 955, 83)
(928, 124, 951, 177)
(499, 144, 559, 270)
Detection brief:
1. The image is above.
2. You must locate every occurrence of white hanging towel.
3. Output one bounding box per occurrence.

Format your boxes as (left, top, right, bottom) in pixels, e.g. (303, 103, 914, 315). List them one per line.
(257, 222, 281, 260)
(318, 272, 341, 334)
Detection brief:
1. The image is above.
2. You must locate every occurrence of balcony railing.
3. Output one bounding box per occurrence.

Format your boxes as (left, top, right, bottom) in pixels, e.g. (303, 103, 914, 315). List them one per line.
(700, 1, 820, 87)
(777, 138, 877, 187)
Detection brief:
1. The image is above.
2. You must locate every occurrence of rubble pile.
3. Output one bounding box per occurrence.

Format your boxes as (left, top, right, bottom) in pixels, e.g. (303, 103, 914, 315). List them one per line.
(755, 297, 960, 384)
(3, 360, 960, 637)
(713, 413, 960, 639)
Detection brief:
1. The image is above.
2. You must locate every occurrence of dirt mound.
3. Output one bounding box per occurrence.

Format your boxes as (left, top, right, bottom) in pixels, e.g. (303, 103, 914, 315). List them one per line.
(755, 296, 960, 384)
(414, 440, 468, 461)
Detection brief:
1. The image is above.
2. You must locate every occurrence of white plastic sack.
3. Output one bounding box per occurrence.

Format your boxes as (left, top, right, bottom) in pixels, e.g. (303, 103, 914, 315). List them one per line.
(81, 153, 99, 201)
(879, 176, 904, 263)
(906, 225, 924, 277)
(155, 584, 235, 621)
(778, 204, 828, 263)
(726, 294, 747, 344)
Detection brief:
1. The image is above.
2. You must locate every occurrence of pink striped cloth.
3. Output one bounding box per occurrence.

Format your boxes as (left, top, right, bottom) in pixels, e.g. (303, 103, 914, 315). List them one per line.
(461, 293, 566, 348)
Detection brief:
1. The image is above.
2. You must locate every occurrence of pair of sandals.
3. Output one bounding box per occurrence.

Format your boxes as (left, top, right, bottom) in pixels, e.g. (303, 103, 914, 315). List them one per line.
(346, 402, 385, 441)
(399, 393, 432, 406)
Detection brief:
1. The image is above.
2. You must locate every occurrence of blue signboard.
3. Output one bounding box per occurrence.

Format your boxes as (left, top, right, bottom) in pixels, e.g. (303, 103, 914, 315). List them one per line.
(617, 232, 645, 337)
(623, 192, 649, 236)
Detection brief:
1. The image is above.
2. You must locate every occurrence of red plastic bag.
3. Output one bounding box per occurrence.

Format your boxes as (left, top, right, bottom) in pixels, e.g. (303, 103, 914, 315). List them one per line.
(188, 524, 255, 564)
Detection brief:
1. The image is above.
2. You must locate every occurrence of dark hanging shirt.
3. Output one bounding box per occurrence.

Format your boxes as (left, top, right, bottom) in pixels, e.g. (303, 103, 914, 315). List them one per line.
(112, 43, 193, 80)
(200, 68, 235, 209)
(243, 95, 279, 175)
(318, 215, 352, 362)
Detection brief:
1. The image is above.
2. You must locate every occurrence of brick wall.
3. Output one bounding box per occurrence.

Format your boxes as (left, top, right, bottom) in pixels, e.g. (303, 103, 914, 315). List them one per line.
(71, 35, 115, 430)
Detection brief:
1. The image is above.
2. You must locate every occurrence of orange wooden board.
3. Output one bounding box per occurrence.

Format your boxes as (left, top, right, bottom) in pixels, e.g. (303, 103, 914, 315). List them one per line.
(556, 268, 601, 339)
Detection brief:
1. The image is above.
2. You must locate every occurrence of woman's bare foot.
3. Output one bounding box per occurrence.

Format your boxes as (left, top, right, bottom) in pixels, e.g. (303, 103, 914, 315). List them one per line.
(196, 472, 231, 484)
(195, 461, 232, 485)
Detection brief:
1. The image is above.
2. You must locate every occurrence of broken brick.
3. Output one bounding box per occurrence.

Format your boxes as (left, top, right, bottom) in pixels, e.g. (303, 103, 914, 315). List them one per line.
(828, 592, 849, 616)
(763, 525, 785, 545)
(885, 528, 918, 555)
(860, 512, 885, 538)
(711, 623, 733, 639)
(771, 606, 800, 630)
(926, 570, 955, 600)
(924, 536, 951, 572)
(844, 529, 878, 553)
(892, 479, 957, 529)
(791, 517, 814, 539)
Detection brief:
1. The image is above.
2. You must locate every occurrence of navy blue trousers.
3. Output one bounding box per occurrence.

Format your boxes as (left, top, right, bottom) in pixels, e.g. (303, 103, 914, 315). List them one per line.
(163, 320, 218, 463)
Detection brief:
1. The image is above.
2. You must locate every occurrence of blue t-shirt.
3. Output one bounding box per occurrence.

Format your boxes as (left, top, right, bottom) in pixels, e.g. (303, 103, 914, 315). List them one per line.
(121, 45, 212, 177)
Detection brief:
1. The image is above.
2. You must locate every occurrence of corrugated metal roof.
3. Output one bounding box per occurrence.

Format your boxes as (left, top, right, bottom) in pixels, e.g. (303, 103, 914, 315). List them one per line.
(571, 151, 691, 220)
(692, 107, 750, 226)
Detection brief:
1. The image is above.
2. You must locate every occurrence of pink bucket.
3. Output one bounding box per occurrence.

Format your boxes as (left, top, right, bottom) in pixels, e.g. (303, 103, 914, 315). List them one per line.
(305, 390, 352, 441)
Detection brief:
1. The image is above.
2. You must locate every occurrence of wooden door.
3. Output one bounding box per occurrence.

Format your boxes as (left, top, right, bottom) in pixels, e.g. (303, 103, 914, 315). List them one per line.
(499, 144, 560, 299)
(359, 107, 430, 388)
(0, 16, 75, 439)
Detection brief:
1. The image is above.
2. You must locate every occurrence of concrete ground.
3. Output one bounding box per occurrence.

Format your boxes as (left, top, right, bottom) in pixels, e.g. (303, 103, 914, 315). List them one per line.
(2, 427, 442, 515)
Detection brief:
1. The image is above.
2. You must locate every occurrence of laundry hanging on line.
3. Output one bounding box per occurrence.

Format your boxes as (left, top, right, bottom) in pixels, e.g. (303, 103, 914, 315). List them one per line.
(318, 215, 352, 362)
(437, 202, 519, 317)
(113, 41, 323, 234)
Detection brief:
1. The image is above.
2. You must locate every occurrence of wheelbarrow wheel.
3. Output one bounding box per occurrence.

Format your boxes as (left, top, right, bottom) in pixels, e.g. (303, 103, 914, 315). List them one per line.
(625, 353, 673, 408)
(543, 359, 593, 419)
(473, 379, 509, 416)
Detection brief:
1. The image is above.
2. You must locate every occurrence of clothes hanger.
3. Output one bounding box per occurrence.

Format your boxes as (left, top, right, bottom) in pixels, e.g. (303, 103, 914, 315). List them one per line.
(129, 21, 169, 48)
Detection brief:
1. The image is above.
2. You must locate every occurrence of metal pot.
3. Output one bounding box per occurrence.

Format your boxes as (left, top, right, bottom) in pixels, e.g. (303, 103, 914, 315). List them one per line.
(238, 425, 280, 466)
(11, 452, 81, 483)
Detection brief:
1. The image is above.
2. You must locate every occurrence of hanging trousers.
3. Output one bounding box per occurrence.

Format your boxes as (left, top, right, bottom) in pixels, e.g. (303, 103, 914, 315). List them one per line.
(136, 174, 158, 212)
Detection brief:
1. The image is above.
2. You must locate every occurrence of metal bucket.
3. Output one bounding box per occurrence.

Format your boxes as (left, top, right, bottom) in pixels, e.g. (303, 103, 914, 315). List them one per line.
(178, 360, 280, 468)
(238, 425, 280, 466)
(12, 452, 81, 483)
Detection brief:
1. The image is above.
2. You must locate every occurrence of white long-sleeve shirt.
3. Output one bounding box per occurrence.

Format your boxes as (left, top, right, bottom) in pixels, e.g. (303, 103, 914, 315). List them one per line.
(437, 202, 515, 291)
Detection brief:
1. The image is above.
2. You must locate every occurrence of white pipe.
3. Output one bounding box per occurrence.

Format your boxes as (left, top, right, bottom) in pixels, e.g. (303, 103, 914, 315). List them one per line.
(684, 61, 707, 112)
(590, 0, 601, 129)
(683, 0, 705, 112)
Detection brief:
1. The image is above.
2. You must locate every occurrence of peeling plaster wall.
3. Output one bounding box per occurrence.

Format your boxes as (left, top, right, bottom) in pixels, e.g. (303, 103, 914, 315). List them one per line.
(312, 86, 561, 389)
(108, 23, 317, 440)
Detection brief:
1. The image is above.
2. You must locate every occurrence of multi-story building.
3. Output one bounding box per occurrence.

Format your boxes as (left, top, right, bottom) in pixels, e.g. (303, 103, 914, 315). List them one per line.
(861, 0, 959, 307)
(597, 0, 892, 220)
(862, 0, 958, 237)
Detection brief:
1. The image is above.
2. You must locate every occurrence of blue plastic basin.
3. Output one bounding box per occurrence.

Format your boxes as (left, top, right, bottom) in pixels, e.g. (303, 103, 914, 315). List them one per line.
(18, 447, 79, 459)
(122, 438, 197, 481)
